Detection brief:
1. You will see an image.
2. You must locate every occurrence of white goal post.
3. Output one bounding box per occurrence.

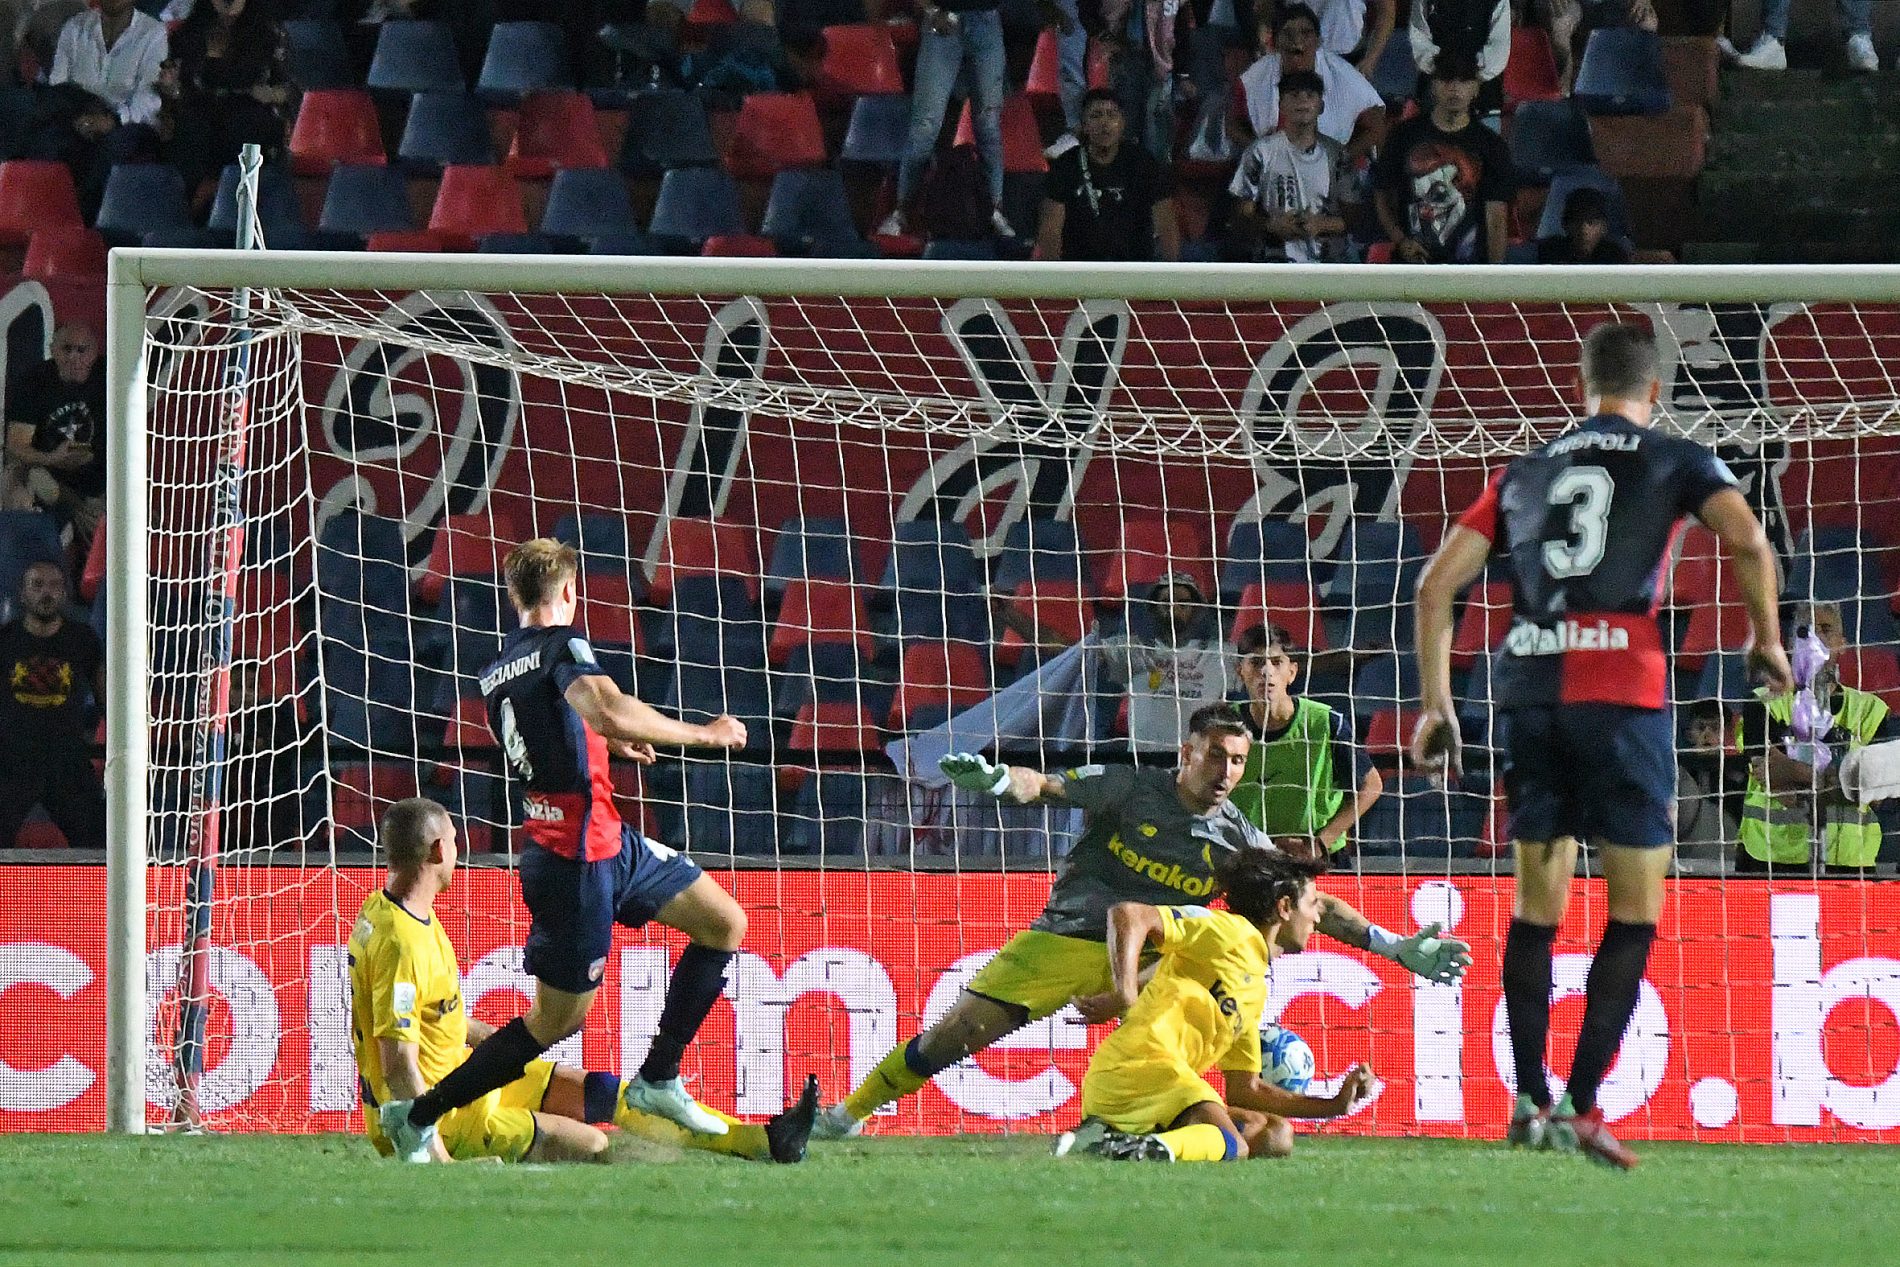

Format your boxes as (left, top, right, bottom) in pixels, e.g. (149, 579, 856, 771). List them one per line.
(102, 254, 1900, 1138)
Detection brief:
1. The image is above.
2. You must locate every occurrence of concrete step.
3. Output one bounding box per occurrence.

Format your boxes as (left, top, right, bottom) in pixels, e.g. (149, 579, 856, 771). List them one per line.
(1697, 167, 1900, 212)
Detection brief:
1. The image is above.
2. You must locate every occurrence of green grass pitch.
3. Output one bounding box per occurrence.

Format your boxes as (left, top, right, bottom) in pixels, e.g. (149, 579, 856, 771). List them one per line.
(0, 1133, 1890, 1266)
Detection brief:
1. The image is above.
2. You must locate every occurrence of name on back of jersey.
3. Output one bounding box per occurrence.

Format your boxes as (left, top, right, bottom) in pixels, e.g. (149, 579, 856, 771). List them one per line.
(1545, 430, 1642, 456)
(1504, 616, 1633, 657)
(480, 649, 542, 694)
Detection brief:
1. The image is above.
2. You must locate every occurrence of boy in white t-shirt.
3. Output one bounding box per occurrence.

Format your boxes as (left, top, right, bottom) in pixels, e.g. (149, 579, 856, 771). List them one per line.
(1227, 69, 1355, 262)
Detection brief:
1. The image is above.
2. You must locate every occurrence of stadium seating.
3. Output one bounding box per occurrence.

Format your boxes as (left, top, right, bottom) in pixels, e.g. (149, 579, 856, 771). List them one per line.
(539, 166, 638, 238)
(1451, 582, 1512, 669)
(1502, 28, 1562, 109)
(1573, 28, 1670, 116)
(96, 164, 192, 244)
(770, 578, 874, 664)
(1368, 31, 1418, 103)
(478, 22, 575, 103)
(0, 512, 63, 619)
(1221, 517, 1317, 600)
(1229, 581, 1329, 652)
(552, 511, 631, 574)
(210, 162, 301, 236)
(762, 168, 859, 251)
(478, 232, 573, 253)
(507, 91, 609, 176)
(702, 234, 779, 257)
(576, 571, 641, 683)
(841, 93, 911, 165)
(1660, 36, 1719, 113)
(1363, 707, 1422, 770)
(725, 93, 827, 179)
(785, 769, 890, 856)
(684, 761, 778, 855)
(367, 229, 457, 252)
(1534, 168, 1631, 243)
(1353, 654, 1421, 714)
(1103, 516, 1214, 604)
(921, 238, 997, 260)
(954, 94, 1046, 174)
(1677, 600, 1751, 668)
(1509, 100, 1595, 185)
(996, 579, 1092, 666)
(815, 24, 904, 98)
(284, 18, 352, 89)
(316, 510, 412, 643)
(990, 517, 1082, 593)
(367, 20, 464, 94)
(648, 166, 746, 243)
(319, 165, 417, 235)
(1841, 646, 1900, 713)
(619, 90, 718, 173)
(589, 231, 672, 256)
(1691, 649, 1752, 704)
(417, 513, 518, 607)
(289, 89, 386, 174)
(429, 165, 530, 240)
(786, 700, 882, 758)
(0, 162, 81, 247)
(665, 659, 774, 746)
(398, 92, 497, 169)
(890, 640, 990, 729)
(649, 517, 760, 606)
(22, 227, 107, 281)
(766, 517, 859, 602)
(882, 519, 981, 600)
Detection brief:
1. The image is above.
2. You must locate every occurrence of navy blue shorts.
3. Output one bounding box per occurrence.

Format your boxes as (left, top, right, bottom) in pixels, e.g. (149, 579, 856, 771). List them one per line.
(1497, 704, 1676, 848)
(518, 826, 702, 993)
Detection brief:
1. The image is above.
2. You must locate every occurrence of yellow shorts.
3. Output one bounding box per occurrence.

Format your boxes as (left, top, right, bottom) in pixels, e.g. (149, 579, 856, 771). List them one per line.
(1080, 1056, 1221, 1134)
(966, 930, 1115, 1021)
(365, 1059, 557, 1163)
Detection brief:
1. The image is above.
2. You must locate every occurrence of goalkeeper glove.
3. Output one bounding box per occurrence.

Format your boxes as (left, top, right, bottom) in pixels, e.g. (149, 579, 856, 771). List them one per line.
(939, 752, 1013, 797)
(1367, 921, 1472, 984)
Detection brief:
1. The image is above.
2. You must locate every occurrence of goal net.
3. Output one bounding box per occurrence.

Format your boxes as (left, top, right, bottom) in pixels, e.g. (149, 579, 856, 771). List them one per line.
(94, 256, 1900, 1144)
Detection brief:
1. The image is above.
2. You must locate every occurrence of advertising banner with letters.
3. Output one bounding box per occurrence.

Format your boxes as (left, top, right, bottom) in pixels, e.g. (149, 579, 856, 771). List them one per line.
(5, 867, 1900, 1143)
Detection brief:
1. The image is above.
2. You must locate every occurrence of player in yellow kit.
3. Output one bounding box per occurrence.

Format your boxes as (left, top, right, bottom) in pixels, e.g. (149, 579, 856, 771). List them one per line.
(348, 797, 815, 1163)
(1056, 847, 1375, 1162)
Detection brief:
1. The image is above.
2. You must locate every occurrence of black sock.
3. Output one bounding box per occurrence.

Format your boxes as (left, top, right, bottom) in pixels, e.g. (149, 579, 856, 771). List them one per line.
(638, 945, 734, 1084)
(409, 1017, 545, 1128)
(1566, 920, 1656, 1114)
(1502, 918, 1558, 1109)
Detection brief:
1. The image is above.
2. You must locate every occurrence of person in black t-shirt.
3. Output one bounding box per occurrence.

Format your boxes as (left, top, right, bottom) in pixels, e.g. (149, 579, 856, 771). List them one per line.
(1373, 50, 1513, 264)
(1036, 88, 1181, 263)
(1534, 186, 1631, 265)
(4, 322, 107, 550)
(0, 561, 105, 849)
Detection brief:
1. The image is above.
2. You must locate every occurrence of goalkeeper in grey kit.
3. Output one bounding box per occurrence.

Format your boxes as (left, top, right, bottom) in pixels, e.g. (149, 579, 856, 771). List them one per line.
(815, 703, 1472, 1137)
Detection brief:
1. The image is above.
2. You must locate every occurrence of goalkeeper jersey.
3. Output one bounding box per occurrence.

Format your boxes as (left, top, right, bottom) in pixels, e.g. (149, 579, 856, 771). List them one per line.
(1092, 905, 1270, 1078)
(347, 890, 466, 1108)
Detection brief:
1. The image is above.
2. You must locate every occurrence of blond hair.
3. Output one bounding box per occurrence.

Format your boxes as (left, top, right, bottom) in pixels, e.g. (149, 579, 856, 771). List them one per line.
(504, 537, 579, 611)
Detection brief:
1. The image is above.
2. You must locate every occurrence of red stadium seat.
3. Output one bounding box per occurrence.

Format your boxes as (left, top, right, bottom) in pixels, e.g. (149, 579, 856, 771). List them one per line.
(23, 226, 106, 279)
(788, 700, 881, 756)
(684, 0, 740, 29)
(0, 161, 82, 246)
(80, 516, 108, 602)
(955, 93, 1047, 173)
(725, 93, 826, 179)
(1025, 29, 1063, 103)
(1841, 646, 1900, 714)
(1451, 582, 1513, 668)
(1677, 599, 1750, 668)
(506, 91, 610, 178)
(649, 516, 759, 606)
(578, 571, 641, 649)
(998, 579, 1093, 666)
(1364, 707, 1422, 768)
(429, 165, 530, 238)
(233, 568, 300, 701)
(817, 25, 904, 99)
(417, 512, 519, 606)
(1229, 581, 1328, 651)
(366, 229, 460, 251)
(1103, 515, 1214, 604)
(1503, 28, 1562, 109)
(443, 695, 496, 749)
(770, 578, 873, 664)
(890, 640, 990, 728)
(1668, 525, 1738, 605)
(331, 761, 424, 840)
(289, 88, 386, 175)
(15, 813, 69, 849)
(701, 233, 779, 257)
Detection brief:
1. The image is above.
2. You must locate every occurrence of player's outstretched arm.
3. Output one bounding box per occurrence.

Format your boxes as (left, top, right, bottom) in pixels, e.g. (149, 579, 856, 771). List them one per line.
(938, 752, 1068, 805)
(1412, 524, 1492, 779)
(1224, 1064, 1377, 1120)
(564, 675, 745, 753)
(1698, 487, 1793, 695)
(377, 1038, 455, 1162)
(1070, 901, 1164, 1023)
(1314, 894, 1472, 984)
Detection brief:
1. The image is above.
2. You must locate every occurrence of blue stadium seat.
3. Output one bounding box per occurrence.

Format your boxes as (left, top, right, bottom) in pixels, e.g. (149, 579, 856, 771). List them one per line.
(141, 227, 233, 248)
(1573, 28, 1670, 115)
(477, 232, 574, 253)
(1221, 518, 1315, 600)
(841, 94, 911, 165)
(1353, 654, 1420, 714)
(552, 511, 630, 572)
(539, 167, 638, 239)
(923, 238, 998, 260)
(765, 517, 857, 603)
(1325, 521, 1424, 646)
(367, 20, 464, 94)
(761, 168, 858, 252)
(1534, 168, 1630, 242)
(315, 510, 412, 647)
(774, 641, 865, 717)
(657, 573, 765, 665)
(321, 646, 421, 752)
(619, 90, 718, 174)
(666, 662, 774, 747)
(685, 761, 779, 855)
(589, 231, 675, 256)
(1354, 793, 1405, 856)
(781, 0, 870, 30)
(1692, 650, 1752, 704)
(1394, 776, 1486, 861)
(95, 164, 190, 244)
(284, 19, 352, 89)
(398, 92, 496, 169)
(477, 22, 575, 103)
(0, 512, 63, 618)
(1509, 100, 1595, 184)
(1368, 31, 1417, 103)
(648, 167, 744, 242)
(318, 163, 416, 236)
(882, 519, 981, 598)
(991, 517, 1082, 592)
(209, 162, 301, 236)
(784, 770, 905, 857)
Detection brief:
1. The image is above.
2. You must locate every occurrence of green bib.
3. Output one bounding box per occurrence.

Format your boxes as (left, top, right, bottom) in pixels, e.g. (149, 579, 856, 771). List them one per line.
(1739, 685, 1888, 867)
(1231, 696, 1350, 849)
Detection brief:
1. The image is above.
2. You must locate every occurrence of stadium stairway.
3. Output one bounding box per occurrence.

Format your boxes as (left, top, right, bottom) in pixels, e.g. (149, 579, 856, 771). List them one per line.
(1687, 66, 1900, 263)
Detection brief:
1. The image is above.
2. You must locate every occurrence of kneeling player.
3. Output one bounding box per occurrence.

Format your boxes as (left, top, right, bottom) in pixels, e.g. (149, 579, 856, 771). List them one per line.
(1057, 849, 1375, 1162)
(350, 798, 816, 1164)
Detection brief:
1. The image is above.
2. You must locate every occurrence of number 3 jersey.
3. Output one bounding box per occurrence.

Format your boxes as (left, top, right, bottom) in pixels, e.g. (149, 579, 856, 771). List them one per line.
(1457, 412, 1738, 711)
(479, 624, 624, 861)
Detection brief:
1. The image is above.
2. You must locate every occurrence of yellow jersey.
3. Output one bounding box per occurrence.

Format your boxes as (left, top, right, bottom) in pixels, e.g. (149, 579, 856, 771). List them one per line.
(1096, 905, 1270, 1078)
(347, 889, 466, 1107)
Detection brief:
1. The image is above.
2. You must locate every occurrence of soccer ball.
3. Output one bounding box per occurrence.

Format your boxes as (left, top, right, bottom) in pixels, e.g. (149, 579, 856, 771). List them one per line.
(1260, 1023, 1315, 1094)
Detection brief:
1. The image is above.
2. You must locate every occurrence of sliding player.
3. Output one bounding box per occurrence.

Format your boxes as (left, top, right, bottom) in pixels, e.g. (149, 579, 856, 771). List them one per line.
(351, 798, 816, 1165)
(815, 703, 1470, 1138)
(1413, 320, 1790, 1168)
(1057, 848, 1375, 1162)
(381, 539, 754, 1162)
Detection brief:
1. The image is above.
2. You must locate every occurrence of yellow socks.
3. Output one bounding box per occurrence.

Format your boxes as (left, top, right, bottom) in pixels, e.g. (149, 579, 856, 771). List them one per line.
(840, 1040, 932, 1122)
(1154, 1122, 1238, 1163)
(614, 1099, 770, 1160)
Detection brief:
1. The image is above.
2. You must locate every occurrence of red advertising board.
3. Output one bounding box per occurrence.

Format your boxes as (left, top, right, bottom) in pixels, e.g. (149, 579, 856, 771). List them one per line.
(5, 867, 1900, 1144)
